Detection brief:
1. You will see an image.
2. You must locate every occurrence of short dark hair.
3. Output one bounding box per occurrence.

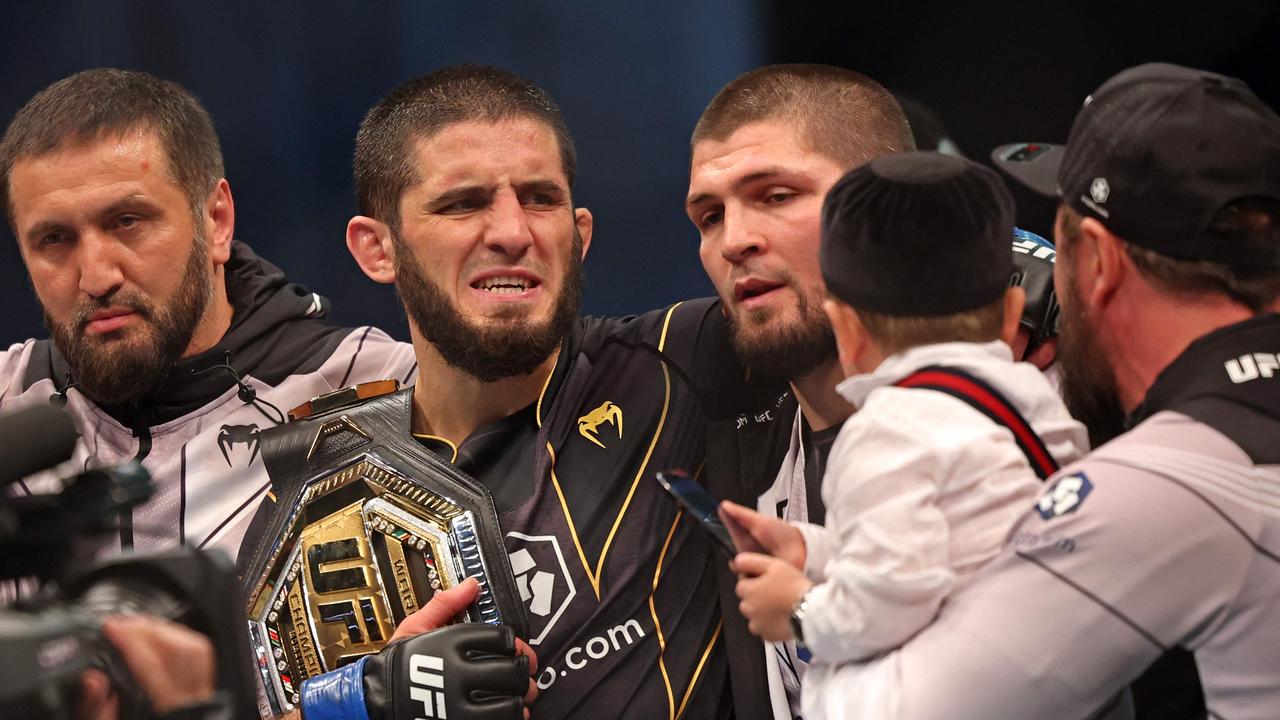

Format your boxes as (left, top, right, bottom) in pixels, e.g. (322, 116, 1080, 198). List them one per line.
(852, 296, 1007, 357)
(1058, 200, 1280, 312)
(0, 68, 224, 225)
(692, 64, 915, 169)
(354, 64, 578, 231)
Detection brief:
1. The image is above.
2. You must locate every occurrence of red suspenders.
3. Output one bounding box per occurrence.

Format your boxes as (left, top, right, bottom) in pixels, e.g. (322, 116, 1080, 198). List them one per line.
(894, 365, 1060, 480)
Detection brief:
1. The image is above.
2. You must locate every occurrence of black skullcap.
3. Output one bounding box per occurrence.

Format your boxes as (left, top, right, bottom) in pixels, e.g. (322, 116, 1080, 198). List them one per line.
(821, 152, 1015, 316)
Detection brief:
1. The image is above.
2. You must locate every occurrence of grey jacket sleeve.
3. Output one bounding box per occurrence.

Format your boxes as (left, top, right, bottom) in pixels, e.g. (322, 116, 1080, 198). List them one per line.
(809, 414, 1265, 720)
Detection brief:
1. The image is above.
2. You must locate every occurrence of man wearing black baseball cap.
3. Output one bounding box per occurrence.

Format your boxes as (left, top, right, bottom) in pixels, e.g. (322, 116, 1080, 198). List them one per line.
(994, 62, 1280, 443)
(816, 62, 1280, 719)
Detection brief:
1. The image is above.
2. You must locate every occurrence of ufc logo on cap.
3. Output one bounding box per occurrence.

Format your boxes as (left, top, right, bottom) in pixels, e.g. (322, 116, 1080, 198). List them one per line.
(410, 653, 447, 719)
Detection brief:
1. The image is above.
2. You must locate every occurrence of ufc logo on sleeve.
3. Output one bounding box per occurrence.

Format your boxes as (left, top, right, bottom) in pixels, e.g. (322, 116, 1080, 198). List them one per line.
(410, 653, 447, 719)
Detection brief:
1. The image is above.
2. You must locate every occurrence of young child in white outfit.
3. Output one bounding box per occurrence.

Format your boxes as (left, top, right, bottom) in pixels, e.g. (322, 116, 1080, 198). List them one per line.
(723, 152, 1089, 718)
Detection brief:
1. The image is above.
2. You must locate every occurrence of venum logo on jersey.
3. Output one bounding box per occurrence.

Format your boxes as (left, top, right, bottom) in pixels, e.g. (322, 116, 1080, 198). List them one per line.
(217, 423, 261, 467)
(505, 531, 577, 646)
(1037, 472, 1094, 520)
(577, 401, 623, 449)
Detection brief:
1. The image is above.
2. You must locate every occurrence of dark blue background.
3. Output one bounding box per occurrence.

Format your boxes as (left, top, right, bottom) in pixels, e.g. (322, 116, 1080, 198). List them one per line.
(0, 1, 765, 343)
(3, 1, 1278, 347)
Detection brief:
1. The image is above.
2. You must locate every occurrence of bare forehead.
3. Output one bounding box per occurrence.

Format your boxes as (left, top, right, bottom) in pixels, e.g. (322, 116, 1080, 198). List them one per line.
(409, 118, 564, 187)
(9, 129, 177, 208)
(688, 121, 839, 197)
(16, 127, 166, 174)
(8, 129, 189, 234)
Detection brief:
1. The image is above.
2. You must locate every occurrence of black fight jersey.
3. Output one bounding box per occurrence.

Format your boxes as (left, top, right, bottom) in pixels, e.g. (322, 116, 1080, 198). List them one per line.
(412, 299, 749, 718)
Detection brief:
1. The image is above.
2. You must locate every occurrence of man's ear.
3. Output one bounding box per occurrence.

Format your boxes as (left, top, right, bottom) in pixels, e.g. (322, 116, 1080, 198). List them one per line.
(1080, 216, 1126, 312)
(1000, 286, 1027, 348)
(203, 179, 235, 267)
(574, 207, 593, 260)
(347, 215, 397, 284)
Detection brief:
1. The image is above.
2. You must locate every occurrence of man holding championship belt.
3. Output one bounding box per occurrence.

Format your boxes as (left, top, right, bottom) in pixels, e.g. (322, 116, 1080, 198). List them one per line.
(242, 65, 773, 719)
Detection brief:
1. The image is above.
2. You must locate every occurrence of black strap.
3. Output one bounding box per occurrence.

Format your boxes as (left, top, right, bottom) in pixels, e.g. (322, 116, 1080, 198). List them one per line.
(894, 365, 1060, 480)
(704, 410, 795, 720)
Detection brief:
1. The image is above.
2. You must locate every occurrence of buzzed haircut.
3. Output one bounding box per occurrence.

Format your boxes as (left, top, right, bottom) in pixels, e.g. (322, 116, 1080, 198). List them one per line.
(0, 68, 224, 226)
(354, 64, 578, 231)
(692, 64, 916, 168)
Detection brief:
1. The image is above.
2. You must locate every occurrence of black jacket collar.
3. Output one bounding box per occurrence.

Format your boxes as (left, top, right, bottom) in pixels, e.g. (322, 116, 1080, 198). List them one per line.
(1131, 313, 1280, 423)
(1128, 313, 1280, 463)
(40, 241, 343, 429)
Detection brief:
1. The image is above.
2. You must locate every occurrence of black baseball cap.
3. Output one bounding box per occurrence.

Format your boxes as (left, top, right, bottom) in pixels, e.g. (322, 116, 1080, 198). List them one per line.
(992, 63, 1280, 270)
(821, 152, 1014, 317)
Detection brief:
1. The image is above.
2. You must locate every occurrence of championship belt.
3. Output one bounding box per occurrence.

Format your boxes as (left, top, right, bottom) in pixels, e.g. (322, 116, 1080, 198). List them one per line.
(238, 381, 528, 716)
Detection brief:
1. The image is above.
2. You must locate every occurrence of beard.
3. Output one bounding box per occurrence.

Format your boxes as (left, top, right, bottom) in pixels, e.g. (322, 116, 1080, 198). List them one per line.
(46, 231, 214, 407)
(394, 231, 582, 383)
(1056, 267, 1128, 447)
(726, 281, 836, 380)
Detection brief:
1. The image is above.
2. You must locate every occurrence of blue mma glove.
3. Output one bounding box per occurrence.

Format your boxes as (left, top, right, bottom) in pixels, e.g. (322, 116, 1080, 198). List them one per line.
(300, 624, 528, 720)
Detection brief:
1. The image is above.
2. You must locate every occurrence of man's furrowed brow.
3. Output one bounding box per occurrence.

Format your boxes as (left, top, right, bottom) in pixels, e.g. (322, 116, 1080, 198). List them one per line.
(516, 179, 567, 196)
(734, 167, 797, 189)
(423, 184, 492, 210)
(687, 168, 793, 209)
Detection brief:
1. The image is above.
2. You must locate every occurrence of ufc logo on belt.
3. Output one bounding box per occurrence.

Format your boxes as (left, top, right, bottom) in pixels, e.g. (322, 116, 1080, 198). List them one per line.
(410, 653, 447, 719)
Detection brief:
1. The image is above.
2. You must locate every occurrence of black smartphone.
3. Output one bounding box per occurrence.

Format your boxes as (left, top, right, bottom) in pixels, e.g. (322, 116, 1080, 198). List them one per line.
(655, 469, 737, 556)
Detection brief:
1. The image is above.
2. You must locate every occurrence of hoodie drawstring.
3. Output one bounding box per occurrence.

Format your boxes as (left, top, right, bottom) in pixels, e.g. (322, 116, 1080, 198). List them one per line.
(191, 352, 286, 426)
(49, 372, 79, 407)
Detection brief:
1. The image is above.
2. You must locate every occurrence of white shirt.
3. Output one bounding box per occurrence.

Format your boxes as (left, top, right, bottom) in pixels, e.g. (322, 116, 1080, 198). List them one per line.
(756, 410, 821, 719)
(794, 341, 1088, 716)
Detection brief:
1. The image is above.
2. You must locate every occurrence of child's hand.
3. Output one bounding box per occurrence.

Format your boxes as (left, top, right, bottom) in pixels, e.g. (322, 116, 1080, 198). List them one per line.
(732, 552, 813, 642)
(719, 500, 807, 569)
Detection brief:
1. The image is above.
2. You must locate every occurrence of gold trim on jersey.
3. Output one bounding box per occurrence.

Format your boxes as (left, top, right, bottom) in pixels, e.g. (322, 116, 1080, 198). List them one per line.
(648, 512, 682, 720)
(411, 433, 459, 465)
(677, 620, 723, 719)
(535, 347, 561, 429)
(594, 345, 672, 586)
(658, 301, 683, 352)
(668, 463, 711, 720)
(544, 302, 682, 601)
(546, 442, 601, 599)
